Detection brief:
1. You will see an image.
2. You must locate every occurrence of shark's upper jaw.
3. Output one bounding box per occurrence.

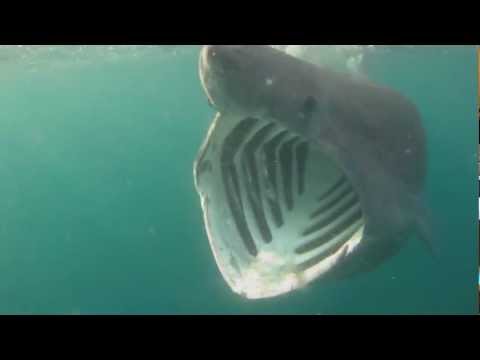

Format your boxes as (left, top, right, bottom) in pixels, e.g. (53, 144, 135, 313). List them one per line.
(194, 113, 366, 299)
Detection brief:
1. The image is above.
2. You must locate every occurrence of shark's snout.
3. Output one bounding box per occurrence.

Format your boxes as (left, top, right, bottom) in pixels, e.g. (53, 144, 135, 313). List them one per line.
(201, 45, 225, 70)
(201, 45, 246, 74)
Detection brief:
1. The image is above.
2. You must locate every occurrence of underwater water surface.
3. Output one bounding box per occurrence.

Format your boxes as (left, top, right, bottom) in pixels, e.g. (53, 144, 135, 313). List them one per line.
(0, 45, 477, 314)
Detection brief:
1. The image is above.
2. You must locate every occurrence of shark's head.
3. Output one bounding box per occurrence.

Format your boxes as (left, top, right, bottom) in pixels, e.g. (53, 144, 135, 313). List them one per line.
(200, 45, 327, 137)
(195, 45, 428, 300)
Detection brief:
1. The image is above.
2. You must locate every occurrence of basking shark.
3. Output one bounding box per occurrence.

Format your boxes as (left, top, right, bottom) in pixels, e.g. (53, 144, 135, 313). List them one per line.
(194, 45, 431, 299)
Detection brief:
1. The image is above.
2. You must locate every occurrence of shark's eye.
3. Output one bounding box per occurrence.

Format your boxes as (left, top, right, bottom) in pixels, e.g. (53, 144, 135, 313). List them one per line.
(299, 96, 317, 120)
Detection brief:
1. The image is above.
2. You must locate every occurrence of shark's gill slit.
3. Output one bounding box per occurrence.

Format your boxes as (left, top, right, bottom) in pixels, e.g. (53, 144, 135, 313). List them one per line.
(295, 142, 309, 196)
(263, 130, 289, 227)
(296, 241, 347, 273)
(220, 117, 259, 256)
(279, 137, 298, 212)
(316, 175, 347, 203)
(298, 205, 363, 254)
(308, 183, 356, 221)
(240, 123, 276, 244)
(302, 195, 361, 239)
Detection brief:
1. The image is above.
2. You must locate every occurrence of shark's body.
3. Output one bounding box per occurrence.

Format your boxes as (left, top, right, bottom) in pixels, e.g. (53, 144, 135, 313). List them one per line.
(194, 45, 430, 299)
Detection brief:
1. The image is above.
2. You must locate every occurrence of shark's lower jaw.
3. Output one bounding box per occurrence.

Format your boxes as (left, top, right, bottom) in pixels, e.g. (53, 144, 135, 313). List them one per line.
(194, 115, 366, 299)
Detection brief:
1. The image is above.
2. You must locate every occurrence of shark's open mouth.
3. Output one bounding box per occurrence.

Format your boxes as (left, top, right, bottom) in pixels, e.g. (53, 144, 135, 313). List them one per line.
(194, 114, 366, 299)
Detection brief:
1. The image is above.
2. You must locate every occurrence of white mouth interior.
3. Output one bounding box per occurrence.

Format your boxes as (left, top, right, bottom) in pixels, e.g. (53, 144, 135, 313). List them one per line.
(194, 115, 366, 299)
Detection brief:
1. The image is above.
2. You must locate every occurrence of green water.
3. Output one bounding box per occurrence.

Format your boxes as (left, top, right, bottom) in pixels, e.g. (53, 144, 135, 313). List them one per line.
(0, 45, 477, 314)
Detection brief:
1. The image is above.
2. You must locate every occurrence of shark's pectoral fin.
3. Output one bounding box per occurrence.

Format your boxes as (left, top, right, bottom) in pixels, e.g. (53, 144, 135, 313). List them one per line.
(417, 216, 437, 259)
(413, 200, 437, 259)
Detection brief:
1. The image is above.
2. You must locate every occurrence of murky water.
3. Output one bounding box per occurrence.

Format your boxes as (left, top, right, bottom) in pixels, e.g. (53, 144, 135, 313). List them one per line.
(0, 45, 477, 314)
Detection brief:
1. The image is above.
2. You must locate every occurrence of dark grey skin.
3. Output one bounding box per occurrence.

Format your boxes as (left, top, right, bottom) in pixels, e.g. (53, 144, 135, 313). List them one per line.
(199, 45, 432, 279)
